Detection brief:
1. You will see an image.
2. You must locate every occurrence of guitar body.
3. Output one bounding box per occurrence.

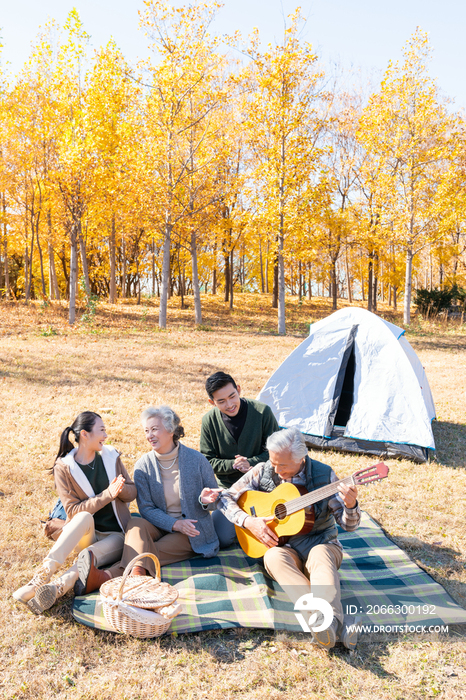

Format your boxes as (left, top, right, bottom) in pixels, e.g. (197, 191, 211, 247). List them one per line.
(233, 461, 389, 559)
(234, 482, 315, 559)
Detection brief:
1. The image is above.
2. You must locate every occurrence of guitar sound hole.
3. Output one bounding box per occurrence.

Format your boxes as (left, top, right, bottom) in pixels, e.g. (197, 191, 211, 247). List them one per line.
(274, 503, 287, 521)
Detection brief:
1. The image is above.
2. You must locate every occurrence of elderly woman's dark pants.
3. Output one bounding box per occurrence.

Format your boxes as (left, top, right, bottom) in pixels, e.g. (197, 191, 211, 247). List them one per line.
(114, 516, 195, 577)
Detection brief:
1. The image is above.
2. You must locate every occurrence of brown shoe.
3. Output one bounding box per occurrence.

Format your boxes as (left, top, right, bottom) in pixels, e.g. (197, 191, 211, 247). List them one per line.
(131, 565, 148, 577)
(74, 550, 110, 595)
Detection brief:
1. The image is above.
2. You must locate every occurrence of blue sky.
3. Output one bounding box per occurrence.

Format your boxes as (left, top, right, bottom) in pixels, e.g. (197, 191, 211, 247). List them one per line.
(1, 0, 464, 109)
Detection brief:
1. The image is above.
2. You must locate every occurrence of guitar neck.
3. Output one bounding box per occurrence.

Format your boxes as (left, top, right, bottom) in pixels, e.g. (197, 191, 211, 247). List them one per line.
(286, 475, 355, 515)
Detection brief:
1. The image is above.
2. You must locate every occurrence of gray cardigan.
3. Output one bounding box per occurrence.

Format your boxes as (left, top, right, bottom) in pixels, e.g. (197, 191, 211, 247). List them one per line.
(134, 443, 219, 558)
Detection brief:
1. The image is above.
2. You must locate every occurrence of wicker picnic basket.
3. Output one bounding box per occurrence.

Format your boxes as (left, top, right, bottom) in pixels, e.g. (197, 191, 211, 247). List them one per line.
(99, 553, 181, 638)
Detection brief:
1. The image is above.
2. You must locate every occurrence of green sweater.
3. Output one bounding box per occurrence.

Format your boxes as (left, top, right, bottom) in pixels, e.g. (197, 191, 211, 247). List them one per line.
(200, 398, 279, 488)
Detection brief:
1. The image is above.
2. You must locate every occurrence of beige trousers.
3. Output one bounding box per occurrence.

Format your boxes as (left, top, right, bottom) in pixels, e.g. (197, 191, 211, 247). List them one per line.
(263, 542, 344, 624)
(44, 511, 125, 593)
(113, 516, 195, 578)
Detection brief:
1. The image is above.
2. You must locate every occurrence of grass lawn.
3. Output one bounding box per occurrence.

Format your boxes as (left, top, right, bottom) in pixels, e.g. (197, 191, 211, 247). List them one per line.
(1, 293, 465, 700)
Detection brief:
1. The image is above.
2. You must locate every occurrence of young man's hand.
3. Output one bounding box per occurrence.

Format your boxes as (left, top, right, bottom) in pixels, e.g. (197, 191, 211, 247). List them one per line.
(233, 455, 252, 473)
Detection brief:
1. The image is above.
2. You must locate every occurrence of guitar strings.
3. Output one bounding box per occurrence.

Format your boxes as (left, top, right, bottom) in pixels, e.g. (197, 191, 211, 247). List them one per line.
(285, 475, 355, 515)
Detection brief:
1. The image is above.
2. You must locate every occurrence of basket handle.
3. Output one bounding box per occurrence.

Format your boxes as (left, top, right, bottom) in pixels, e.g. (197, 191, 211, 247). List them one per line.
(117, 552, 162, 603)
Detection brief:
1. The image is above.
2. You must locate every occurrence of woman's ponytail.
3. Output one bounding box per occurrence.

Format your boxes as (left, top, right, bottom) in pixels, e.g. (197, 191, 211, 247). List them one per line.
(56, 427, 75, 462)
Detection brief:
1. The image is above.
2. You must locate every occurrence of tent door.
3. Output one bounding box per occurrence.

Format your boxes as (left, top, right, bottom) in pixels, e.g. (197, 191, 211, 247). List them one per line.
(324, 325, 357, 437)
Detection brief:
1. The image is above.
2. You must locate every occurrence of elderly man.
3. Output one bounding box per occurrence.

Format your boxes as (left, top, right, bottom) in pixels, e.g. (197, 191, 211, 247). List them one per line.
(216, 426, 361, 650)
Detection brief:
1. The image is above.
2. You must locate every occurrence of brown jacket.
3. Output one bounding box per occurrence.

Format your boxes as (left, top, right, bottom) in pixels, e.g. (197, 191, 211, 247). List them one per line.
(54, 445, 136, 532)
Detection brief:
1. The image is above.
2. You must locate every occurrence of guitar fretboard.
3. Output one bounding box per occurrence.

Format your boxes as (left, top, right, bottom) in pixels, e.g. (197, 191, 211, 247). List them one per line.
(285, 475, 355, 515)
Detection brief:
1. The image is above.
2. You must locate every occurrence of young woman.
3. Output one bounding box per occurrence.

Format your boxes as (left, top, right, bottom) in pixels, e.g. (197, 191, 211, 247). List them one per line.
(75, 405, 221, 590)
(13, 411, 136, 613)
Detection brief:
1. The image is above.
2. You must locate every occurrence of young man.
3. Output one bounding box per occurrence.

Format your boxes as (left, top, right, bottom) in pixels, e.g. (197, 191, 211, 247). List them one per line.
(216, 426, 361, 650)
(200, 371, 279, 489)
(200, 371, 279, 546)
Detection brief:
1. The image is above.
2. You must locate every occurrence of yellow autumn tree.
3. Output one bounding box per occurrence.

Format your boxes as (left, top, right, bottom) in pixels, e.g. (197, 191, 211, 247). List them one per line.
(240, 10, 327, 334)
(357, 28, 455, 323)
(138, 0, 226, 328)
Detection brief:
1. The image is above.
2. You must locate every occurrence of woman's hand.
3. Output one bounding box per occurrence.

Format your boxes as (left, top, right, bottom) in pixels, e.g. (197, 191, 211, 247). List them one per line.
(199, 487, 222, 505)
(108, 475, 126, 499)
(173, 519, 200, 537)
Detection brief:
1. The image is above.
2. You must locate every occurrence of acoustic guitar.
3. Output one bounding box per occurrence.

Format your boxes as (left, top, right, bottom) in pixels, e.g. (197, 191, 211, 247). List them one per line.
(234, 462, 389, 558)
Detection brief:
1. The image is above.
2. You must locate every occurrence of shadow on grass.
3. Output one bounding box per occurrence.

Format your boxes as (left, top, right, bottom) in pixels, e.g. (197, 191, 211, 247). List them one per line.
(432, 421, 466, 468)
(407, 333, 466, 352)
(0, 349, 221, 391)
(390, 535, 466, 613)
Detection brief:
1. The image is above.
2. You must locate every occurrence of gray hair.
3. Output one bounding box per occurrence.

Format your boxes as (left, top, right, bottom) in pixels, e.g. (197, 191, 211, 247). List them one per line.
(141, 405, 185, 443)
(266, 426, 307, 462)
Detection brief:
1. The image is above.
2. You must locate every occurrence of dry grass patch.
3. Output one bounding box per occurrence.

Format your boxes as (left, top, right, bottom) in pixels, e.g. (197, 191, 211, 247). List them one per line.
(1, 295, 466, 700)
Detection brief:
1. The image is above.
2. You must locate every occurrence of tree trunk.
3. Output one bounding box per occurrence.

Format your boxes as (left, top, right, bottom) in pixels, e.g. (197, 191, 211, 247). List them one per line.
(159, 224, 171, 328)
(308, 262, 312, 299)
(78, 221, 91, 297)
(3, 210, 9, 299)
(265, 238, 269, 294)
(272, 257, 278, 308)
(373, 252, 378, 311)
(48, 242, 60, 300)
(367, 253, 373, 312)
(224, 251, 230, 302)
(331, 259, 337, 311)
(393, 285, 397, 310)
(121, 237, 126, 299)
(177, 253, 184, 308)
(429, 248, 433, 290)
(259, 237, 265, 293)
(109, 215, 116, 303)
(151, 239, 156, 297)
(69, 221, 78, 324)
(47, 210, 59, 300)
(36, 225, 46, 298)
(229, 248, 234, 310)
(212, 239, 217, 295)
(345, 248, 352, 303)
(403, 247, 413, 324)
(25, 227, 35, 302)
(277, 236, 286, 335)
(191, 230, 202, 324)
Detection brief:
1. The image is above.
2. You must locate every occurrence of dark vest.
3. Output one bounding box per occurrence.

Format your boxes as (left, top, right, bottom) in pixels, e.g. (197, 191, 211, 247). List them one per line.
(258, 455, 338, 560)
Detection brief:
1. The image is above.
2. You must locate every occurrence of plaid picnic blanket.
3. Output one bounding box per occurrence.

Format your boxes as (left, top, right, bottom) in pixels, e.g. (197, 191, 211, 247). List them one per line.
(72, 512, 466, 634)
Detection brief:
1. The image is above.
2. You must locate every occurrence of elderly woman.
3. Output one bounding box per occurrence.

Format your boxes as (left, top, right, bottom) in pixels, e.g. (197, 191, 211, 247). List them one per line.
(75, 405, 220, 590)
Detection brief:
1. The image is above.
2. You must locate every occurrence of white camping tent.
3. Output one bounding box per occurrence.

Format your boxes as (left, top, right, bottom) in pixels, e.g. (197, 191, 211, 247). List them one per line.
(258, 308, 436, 462)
